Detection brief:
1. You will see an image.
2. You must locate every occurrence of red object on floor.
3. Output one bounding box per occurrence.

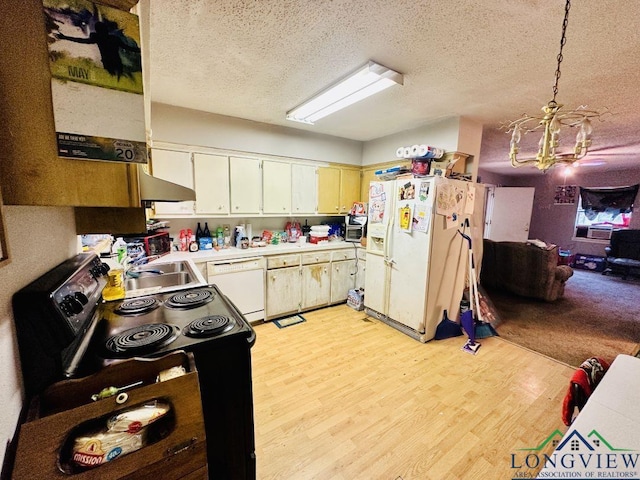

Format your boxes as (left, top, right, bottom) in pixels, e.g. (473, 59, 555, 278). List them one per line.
(562, 357, 610, 426)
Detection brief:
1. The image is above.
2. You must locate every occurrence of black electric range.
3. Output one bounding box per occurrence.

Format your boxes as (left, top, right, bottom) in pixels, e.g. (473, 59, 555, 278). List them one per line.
(12, 253, 257, 480)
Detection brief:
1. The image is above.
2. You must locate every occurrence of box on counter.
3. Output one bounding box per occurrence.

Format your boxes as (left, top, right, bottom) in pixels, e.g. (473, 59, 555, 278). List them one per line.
(198, 237, 214, 250)
(572, 254, 606, 272)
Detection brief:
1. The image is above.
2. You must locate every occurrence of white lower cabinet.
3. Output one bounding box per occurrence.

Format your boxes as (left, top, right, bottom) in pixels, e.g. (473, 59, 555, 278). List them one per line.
(266, 265, 301, 319)
(330, 259, 356, 303)
(301, 266, 331, 310)
(301, 252, 331, 310)
(355, 247, 366, 290)
(265, 248, 361, 320)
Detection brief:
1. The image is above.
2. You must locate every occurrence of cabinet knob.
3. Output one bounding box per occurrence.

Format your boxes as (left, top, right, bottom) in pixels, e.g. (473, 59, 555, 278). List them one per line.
(283, 261, 287, 265)
(272, 276, 276, 281)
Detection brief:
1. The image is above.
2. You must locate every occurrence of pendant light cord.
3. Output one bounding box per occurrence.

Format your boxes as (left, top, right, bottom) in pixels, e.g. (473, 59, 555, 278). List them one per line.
(551, 0, 571, 105)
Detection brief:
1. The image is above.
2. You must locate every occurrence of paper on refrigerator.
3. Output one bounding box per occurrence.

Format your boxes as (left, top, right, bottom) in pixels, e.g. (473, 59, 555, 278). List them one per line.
(369, 182, 387, 224)
(436, 182, 467, 229)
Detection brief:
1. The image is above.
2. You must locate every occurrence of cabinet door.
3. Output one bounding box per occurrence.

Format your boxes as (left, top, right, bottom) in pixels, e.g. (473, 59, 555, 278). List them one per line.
(151, 149, 194, 215)
(266, 266, 301, 319)
(291, 164, 317, 215)
(193, 153, 229, 215)
(263, 161, 291, 214)
(339, 168, 361, 214)
(317, 167, 341, 214)
(301, 263, 331, 309)
(355, 258, 366, 290)
(229, 157, 262, 214)
(330, 259, 356, 303)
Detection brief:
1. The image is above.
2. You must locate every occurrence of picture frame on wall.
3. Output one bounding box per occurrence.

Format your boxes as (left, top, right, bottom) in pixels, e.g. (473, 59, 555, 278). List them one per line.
(554, 185, 577, 205)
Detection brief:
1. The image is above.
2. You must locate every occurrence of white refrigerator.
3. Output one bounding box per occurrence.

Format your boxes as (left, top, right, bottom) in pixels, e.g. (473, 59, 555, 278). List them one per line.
(365, 176, 484, 342)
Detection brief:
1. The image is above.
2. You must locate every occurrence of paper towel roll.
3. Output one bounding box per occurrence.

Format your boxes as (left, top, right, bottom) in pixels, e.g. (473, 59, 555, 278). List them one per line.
(403, 146, 412, 158)
(410, 144, 420, 157)
(395, 147, 405, 158)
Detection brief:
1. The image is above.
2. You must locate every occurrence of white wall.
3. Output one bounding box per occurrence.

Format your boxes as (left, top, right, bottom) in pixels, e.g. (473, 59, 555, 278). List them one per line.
(152, 103, 363, 165)
(0, 206, 77, 470)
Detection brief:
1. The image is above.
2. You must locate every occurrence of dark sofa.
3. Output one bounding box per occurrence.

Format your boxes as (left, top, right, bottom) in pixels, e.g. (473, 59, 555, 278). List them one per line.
(603, 229, 640, 279)
(481, 239, 574, 302)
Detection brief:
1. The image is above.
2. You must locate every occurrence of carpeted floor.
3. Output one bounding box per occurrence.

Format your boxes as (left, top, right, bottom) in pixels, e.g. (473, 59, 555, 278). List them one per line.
(484, 269, 640, 367)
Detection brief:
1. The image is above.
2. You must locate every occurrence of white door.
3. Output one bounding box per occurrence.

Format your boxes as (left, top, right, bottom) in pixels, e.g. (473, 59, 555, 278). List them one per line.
(386, 178, 431, 333)
(229, 157, 262, 214)
(263, 161, 291, 214)
(151, 149, 194, 215)
(291, 164, 317, 214)
(193, 153, 229, 215)
(484, 187, 534, 242)
(363, 252, 387, 315)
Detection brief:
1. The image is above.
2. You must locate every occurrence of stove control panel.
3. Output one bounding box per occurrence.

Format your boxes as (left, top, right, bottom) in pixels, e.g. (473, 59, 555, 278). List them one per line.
(53, 256, 107, 331)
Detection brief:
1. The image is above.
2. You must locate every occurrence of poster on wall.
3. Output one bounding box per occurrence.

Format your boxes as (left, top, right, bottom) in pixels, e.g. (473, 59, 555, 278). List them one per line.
(555, 185, 578, 205)
(43, 0, 143, 94)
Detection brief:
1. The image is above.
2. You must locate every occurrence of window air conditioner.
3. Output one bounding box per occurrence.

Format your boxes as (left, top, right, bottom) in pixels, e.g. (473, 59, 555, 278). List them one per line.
(587, 226, 613, 240)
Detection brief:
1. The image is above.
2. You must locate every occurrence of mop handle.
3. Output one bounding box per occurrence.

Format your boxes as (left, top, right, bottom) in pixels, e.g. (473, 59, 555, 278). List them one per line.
(458, 228, 482, 319)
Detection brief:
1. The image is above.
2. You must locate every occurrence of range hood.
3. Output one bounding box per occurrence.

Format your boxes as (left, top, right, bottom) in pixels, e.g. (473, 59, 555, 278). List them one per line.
(137, 164, 195, 203)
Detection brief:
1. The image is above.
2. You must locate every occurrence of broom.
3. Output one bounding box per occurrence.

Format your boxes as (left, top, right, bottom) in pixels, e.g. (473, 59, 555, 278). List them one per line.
(459, 228, 480, 354)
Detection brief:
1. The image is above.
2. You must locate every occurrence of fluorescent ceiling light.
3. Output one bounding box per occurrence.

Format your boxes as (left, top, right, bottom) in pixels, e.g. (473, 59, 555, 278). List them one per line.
(286, 61, 403, 124)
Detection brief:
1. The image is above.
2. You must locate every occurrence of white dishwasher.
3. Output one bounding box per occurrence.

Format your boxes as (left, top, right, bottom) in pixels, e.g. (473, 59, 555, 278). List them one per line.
(207, 256, 266, 323)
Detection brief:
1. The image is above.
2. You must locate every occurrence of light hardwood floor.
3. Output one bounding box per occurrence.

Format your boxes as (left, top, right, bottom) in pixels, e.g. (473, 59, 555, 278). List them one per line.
(251, 305, 574, 480)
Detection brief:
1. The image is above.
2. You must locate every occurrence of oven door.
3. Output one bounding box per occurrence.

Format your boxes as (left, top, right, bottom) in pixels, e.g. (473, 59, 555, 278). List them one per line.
(345, 225, 363, 242)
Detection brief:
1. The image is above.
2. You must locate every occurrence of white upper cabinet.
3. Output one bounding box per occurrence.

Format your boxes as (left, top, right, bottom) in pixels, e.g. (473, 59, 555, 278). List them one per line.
(263, 160, 292, 214)
(151, 149, 195, 215)
(291, 164, 317, 215)
(193, 153, 229, 215)
(229, 156, 262, 214)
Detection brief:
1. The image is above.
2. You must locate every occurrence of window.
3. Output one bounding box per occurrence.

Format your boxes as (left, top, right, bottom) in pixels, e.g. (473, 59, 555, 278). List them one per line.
(574, 185, 637, 239)
(575, 196, 632, 228)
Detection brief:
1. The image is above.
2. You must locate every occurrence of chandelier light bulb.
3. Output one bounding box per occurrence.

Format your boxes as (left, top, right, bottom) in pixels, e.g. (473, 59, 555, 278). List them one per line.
(510, 126, 521, 148)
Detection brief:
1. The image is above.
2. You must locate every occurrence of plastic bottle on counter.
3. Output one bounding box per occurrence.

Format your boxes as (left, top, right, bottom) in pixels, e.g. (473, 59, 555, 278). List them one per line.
(223, 225, 231, 247)
(112, 237, 128, 263)
(216, 227, 224, 247)
(235, 226, 244, 247)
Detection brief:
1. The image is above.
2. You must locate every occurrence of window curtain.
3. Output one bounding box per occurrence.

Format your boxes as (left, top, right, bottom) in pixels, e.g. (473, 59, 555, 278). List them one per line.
(579, 184, 639, 220)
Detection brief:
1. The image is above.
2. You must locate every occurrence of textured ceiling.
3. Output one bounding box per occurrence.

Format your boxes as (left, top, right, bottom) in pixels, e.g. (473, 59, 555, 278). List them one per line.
(146, 0, 640, 175)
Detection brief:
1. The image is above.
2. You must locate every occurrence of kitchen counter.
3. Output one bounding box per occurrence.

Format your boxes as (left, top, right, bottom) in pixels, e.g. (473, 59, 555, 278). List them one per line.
(154, 240, 362, 264)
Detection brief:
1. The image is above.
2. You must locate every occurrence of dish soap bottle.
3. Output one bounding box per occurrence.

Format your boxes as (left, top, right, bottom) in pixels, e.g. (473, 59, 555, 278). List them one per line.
(103, 265, 125, 301)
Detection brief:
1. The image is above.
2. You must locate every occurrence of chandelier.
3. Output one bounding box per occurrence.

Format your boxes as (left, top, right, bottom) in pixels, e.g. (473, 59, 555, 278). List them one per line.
(505, 0, 606, 172)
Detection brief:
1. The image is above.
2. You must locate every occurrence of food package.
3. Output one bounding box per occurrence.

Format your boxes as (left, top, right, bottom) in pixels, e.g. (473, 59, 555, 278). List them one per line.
(70, 400, 171, 469)
(72, 430, 146, 468)
(106, 400, 170, 433)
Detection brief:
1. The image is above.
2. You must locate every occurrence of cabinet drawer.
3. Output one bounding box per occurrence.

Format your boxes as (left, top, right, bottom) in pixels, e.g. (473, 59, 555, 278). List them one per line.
(330, 249, 356, 261)
(267, 254, 301, 269)
(13, 352, 206, 480)
(302, 251, 332, 265)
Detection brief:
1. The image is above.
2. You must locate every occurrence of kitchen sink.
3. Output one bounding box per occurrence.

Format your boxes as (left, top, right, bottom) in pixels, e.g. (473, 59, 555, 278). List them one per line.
(124, 271, 193, 290)
(124, 260, 204, 296)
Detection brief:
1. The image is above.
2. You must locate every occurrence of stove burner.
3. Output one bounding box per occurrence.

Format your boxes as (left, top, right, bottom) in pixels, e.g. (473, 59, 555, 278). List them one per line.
(114, 297, 160, 315)
(184, 315, 234, 338)
(166, 289, 214, 309)
(105, 323, 179, 355)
